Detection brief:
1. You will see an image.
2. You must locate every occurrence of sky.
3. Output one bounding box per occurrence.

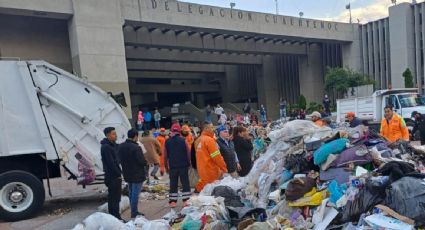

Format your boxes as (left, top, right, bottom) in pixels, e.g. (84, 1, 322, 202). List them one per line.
(182, 0, 420, 23)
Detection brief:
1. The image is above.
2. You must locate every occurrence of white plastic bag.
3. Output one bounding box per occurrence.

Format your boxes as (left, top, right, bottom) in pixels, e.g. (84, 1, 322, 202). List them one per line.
(71, 212, 130, 230)
(97, 196, 130, 214)
(134, 215, 170, 230)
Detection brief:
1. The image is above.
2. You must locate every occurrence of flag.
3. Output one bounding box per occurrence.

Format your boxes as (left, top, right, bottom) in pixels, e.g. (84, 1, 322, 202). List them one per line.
(346, 3, 351, 9)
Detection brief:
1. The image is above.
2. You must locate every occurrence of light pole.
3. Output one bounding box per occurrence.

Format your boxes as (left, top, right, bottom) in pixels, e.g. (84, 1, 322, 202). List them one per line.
(275, 0, 279, 15)
(299, 12, 304, 18)
(230, 2, 236, 10)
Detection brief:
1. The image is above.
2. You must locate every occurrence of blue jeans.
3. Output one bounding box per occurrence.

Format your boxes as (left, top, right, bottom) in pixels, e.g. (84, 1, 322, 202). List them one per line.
(155, 120, 160, 129)
(261, 114, 266, 122)
(280, 109, 286, 119)
(206, 114, 212, 123)
(128, 182, 143, 217)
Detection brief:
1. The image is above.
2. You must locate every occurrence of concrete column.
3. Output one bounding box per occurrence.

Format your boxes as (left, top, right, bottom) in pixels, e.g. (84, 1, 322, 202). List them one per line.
(257, 55, 279, 120)
(414, 5, 422, 88)
(68, 0, 132, 118)
(389, 2, 416, 88)
(361, 25, 368, 75)
(367, 24, 373, 79)
(342, 24, 362, 71)
(223, 65, 240, 102)
(299, 44, 323, 104)
(385, 19, 391, 87)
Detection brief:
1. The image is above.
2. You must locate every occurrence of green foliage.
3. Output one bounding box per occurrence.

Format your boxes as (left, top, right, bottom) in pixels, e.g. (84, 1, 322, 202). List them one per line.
(307, 102, 322, 114)
(402, 68, 414, 88)
(298, 94, 307, 110)
(324, 67, 374, 96)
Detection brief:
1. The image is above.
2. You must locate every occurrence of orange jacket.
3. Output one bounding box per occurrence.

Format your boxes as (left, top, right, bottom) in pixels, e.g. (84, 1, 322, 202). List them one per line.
(156, 135, 168, 173)
(315, 119, 325, 127)
(185, 133, 194, 152)
(195, 131, 228, 191)
(380, 114, 409, 143)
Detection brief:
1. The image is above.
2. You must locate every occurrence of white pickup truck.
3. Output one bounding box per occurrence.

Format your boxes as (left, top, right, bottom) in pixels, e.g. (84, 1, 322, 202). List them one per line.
(0, 61, 130, 221)
(336, 88, 425, 127)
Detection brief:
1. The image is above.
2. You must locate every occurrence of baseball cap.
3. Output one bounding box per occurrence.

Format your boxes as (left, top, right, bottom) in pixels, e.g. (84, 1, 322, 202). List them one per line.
(216, 125, 228, 134)
(346, 112, 355, 118)
(310, 111, 321, 118)
(171, 124, 181, 133)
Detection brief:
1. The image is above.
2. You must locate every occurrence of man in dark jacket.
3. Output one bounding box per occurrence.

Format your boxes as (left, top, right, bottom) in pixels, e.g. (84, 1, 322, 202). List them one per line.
(100, 127, 122, 220)
(216, 125, 241, 178)
(346, 112, 362, 128)
(164, 123, 191, 207)
(412, 111, 425, 144)
(118, 129, 147, 218)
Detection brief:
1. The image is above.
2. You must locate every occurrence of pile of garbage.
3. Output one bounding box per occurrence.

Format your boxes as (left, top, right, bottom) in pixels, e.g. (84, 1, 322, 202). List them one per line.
(73, 120, 425, 230)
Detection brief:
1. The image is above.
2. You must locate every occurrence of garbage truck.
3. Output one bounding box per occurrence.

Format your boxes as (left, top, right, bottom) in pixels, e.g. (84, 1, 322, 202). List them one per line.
(336, 88, 425, 129)
(0, 61, 131, 221)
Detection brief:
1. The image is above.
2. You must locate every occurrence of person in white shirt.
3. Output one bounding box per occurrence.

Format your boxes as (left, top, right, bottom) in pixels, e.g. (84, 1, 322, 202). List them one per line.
(214, 104, 224, 120)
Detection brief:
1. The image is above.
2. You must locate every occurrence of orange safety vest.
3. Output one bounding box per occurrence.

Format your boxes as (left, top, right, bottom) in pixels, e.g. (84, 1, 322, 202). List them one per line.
(315, 119, 325, 127)
(380, 114, 409, 143)
(156, 135, 168, 173)
(195, 131, 228, 192)
(185, 133, 194, 152)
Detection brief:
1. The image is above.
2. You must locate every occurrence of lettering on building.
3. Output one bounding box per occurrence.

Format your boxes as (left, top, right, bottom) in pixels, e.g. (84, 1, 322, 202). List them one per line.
(149, 0, 339, 31)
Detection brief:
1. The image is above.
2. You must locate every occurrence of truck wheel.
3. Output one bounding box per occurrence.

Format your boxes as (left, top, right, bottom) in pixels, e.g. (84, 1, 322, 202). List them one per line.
(0, 170, 45, 221)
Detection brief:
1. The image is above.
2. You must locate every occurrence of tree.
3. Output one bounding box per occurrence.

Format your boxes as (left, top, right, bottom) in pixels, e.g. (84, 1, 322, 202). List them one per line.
(325, 67, 374, 98)
(402, 68, 414, 88)
(298, 94, 307, 110)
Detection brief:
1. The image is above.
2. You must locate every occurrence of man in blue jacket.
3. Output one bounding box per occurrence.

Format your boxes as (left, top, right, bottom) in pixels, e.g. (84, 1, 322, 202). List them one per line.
(144, 111, 152, 131)
(100, 127, 122, 221)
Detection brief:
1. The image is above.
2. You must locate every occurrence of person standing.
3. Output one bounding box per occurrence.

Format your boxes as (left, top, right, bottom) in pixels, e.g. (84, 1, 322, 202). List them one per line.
(380, 106, 409, 143)
(411, 111, 425, 145)
(233, 126, 254, 177)
(100, 127, 123, 221)
(323, 95, 331, 116)
(195, 123, 228, 192)
(154, 109, 161, 129)
(144, 110, 152, 131)
(219, 112, 227, 125)
(205, 105, 212, 123)
(243, 101, 251, 116)
(137, 111, 144, 131)
(181, 125, 194, 152)
(260, 104, 267, 123)
(141, 131, 161, 180)
(215, 104, 224, 120)
(279, 98, 287, 119)
(216, 125, 241, 178)
(165, 124, 191, 207)
(118, 129, 147, 218)
(156, 128, 168, 176)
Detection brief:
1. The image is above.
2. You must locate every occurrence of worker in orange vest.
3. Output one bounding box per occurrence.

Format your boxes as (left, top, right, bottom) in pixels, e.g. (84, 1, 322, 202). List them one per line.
(156, 128, 168, 176)
(181, 125, 194, 152)
(310, 111, 325, 127)
(195, 123, 228, 192)
(380, 105, 409, 143)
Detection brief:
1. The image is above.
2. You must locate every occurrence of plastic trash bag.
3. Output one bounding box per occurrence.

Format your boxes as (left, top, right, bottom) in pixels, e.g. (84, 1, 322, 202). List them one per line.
(71, 212, 130, 230)
(211, 186, 244, 207)
(268, 189, 281, 203)
(203, 221, 229, 230)
(181, 216, 202, 230)
(384, 176, 425, 225)
(134, 216, 170, 230)
(285, 177, 316, 201)
(97, 196, 130, 214)
(200, 176, 245, 196)
(341, 181, 385, 223)
(288, 188, 325, 207)
(268, 120, 328, 142)
(313, 138, 349, 165)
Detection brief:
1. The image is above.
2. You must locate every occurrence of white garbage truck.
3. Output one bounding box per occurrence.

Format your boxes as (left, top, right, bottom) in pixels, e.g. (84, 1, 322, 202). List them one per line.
(336, 88, 425, 129)
(0, 61, 131, 221)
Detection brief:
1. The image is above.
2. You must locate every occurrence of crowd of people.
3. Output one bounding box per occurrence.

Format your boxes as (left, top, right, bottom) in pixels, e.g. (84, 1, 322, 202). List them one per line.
(100, 95, 425, 223)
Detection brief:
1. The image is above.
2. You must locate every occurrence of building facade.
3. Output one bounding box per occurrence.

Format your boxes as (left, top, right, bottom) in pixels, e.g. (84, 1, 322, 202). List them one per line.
(0, 0, 421, 120)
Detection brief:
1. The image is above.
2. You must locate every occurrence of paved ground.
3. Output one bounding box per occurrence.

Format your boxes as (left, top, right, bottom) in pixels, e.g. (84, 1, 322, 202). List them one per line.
(0, 170, 173, 230)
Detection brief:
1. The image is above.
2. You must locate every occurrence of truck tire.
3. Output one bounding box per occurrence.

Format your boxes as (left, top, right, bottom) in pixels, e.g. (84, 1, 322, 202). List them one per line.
(0, 170, 45, 221)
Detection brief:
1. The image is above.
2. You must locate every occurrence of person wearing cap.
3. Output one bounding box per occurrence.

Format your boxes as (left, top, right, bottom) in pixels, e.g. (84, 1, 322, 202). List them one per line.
(323, 95, 331, 116)
(141, 131, 161, 180)
(346, 112, 362, 128)
(310, 111, 325, 127)
(156, 128, 168, 176)
(380, 105, 409, 143)
(164, 123, 191, 207)
(195, 122, 228, 192)
(216, 125, 241, 178)
(181, 125, 194, 152)
(411, 111, 425, 145)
